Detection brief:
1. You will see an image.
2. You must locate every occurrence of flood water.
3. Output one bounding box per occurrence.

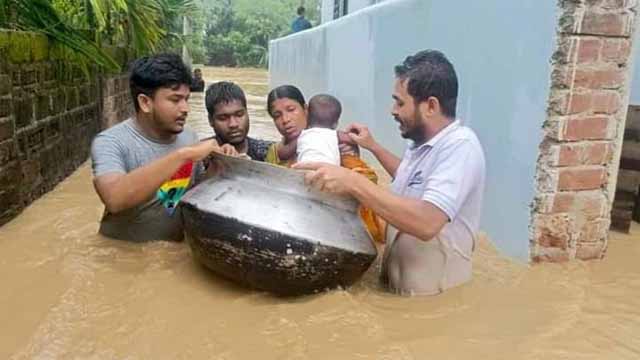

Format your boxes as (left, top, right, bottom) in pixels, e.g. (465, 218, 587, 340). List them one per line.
(1, 67, 639, 359)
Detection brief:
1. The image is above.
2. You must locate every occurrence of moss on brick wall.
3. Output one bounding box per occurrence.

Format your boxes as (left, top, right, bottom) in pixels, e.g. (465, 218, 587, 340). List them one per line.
(8, 31, 34, 63)
(0, 29, 133, 225)
(31, 33, 49, 62)
(0, 31, 9, 49)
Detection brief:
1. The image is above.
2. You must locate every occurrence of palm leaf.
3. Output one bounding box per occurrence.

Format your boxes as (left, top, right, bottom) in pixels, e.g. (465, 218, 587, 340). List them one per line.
(9, 0, 120, 72)
(5, 0, 198, 71)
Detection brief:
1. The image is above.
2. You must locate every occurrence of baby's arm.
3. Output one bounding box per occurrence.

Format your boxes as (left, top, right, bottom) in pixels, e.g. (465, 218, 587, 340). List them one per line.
(337, 130, 353, 144)
(337, 130, 360, 157)
(277, 138, 298, 161)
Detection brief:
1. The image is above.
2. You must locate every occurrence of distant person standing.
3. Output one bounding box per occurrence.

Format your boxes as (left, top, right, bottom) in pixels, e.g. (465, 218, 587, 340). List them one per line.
(291, 6, 312, 34)
(191, 68, 205, 92)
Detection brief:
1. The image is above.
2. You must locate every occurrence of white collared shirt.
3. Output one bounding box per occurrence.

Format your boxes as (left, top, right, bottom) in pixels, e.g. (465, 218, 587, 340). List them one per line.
(383, 120, 486, 295)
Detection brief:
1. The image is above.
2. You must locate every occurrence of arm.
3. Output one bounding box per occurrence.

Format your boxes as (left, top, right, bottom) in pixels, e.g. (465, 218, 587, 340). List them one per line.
(196, 143, 240, 184)
(367, 142, 402, 178)
(337, 130, 360, 157)
(93, 139, 220, 214)
(298, 164, 447, 241)
(350, 174, 448, 241)
(345, 123, 401, 177)
(276, 138, 297, 161)
(295, 138, 482, 241)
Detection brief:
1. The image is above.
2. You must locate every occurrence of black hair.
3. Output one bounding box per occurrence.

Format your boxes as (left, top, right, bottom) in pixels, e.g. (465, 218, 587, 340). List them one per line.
(394, 50, 458, 118)
(205, 81, 247, 118)
(297, 6, 305, 15)
(267, 85, 306, 117)
(307, 94, 341, 129)
(128, 53, 192, 112)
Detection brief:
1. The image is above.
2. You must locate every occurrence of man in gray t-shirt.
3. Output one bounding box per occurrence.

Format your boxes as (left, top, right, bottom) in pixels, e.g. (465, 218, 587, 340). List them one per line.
(92, 118, 201, 241)
(90, 54, 235, 242)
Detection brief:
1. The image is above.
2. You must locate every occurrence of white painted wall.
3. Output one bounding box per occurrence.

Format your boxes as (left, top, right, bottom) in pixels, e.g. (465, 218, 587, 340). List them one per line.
(321, 1, 334, 24)
(270, 0, 558, 261)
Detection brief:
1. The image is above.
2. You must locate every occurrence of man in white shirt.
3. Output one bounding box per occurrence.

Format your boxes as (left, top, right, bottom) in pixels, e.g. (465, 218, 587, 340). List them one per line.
(295, 50, 486, 295)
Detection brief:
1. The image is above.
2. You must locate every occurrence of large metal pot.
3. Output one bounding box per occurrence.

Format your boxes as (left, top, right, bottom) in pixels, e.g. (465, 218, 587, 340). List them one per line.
(180, 155, 378, 296)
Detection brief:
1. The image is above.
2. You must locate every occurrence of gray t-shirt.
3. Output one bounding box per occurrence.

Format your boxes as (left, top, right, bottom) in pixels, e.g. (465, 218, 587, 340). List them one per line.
(91, 118, 200, 242)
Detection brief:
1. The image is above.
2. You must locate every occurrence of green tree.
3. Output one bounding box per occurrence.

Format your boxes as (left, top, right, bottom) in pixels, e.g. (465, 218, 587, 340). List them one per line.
(53, 0, 197, 56)
(194, 0, 320, 68)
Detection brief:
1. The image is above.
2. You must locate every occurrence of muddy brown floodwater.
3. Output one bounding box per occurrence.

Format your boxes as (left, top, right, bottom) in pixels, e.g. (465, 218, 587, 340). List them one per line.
(1, 67, 639, 359)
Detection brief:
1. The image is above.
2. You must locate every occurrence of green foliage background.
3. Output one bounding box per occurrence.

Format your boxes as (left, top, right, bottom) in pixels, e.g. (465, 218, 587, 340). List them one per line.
(188, 0, 320, 67)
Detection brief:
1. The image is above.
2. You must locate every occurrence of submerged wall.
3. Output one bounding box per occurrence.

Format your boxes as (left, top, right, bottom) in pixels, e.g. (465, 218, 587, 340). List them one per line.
(270, 0, 556, 260)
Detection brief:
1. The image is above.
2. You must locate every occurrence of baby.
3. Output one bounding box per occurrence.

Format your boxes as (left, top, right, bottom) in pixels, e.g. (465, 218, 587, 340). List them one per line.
(293, 95, 385, 244)
(296, 94, 343, 165)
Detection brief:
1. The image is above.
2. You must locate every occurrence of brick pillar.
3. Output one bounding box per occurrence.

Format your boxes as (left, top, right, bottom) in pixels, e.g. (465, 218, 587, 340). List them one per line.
(531, 0, 639, 262)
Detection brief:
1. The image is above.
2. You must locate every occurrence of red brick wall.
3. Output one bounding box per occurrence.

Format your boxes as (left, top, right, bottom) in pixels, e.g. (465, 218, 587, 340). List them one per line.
(531, 0, 638, 262)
